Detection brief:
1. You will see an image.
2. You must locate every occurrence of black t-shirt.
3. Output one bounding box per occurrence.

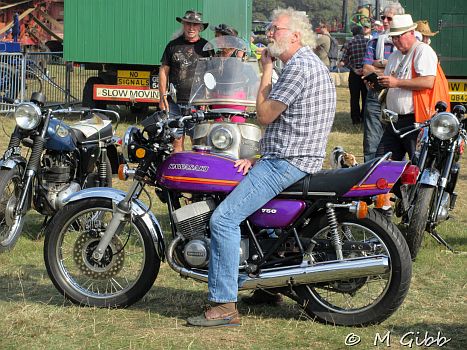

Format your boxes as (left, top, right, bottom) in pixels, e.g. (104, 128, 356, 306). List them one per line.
(160, 36, 209, 103)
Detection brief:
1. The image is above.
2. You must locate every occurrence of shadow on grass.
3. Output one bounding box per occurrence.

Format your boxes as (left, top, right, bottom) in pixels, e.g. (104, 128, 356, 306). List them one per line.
(0, 264, 303, 322)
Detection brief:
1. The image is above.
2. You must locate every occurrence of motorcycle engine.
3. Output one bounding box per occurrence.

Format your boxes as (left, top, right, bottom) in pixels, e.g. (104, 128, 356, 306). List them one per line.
(35, 152, 80, 213)
(172, 200, 216, 268)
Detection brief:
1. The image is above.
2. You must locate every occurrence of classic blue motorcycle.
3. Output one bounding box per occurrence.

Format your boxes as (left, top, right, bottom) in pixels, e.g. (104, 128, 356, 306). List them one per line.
(0, 92, 122, 252)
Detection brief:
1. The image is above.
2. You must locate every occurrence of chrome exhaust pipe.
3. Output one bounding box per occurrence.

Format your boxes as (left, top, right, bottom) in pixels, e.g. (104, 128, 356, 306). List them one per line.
(166, 235, 390, 289)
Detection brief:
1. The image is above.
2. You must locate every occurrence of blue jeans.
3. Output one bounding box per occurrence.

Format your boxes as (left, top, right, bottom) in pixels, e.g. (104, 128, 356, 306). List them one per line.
(363, 89, 384, 162)
(208, 158, 307, 303)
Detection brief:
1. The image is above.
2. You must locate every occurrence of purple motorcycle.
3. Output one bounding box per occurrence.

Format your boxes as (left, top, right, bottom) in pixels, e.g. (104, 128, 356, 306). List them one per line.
(43, 110, 415, 326)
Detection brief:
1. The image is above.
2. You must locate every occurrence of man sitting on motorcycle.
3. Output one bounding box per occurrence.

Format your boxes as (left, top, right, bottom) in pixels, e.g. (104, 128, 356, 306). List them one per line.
(187, 8, 336, 327)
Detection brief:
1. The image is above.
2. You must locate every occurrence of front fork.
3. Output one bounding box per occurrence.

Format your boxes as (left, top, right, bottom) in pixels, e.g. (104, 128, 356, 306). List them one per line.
(15, 111, 52, 217)
(91, 180, 144, 261)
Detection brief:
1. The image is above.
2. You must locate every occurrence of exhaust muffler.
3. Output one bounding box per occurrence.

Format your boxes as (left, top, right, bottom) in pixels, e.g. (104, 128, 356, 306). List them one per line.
(166, 236, 390, 289)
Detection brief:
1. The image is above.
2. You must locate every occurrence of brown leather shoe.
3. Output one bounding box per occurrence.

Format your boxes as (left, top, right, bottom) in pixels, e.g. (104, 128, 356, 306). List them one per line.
(242, 289, 283, 306)
(186, 302, 241, 327)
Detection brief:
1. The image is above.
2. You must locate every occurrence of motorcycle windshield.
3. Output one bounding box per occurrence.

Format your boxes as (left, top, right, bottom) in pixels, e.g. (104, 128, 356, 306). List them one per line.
(189, 56, 260, 107)
(202, 35, 249, 53)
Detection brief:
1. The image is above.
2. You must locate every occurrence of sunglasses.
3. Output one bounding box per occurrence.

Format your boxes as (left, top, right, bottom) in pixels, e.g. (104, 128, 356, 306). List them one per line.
(381, 16, 393, 21)
(266, 25, 290, 34)
(392, 31, 410, 40)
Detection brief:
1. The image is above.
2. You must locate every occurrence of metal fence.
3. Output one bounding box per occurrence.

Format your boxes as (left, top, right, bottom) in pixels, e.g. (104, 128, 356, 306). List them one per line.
(0, 52, 98, 113)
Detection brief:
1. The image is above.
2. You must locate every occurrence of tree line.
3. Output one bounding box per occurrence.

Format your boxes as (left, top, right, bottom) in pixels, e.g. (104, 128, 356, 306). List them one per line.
(253, 0, 359, 29)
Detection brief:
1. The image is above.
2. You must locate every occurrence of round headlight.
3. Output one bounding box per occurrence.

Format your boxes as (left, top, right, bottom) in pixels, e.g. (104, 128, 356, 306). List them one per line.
(210, 127, 233, 150)
(122, 126, 140, 162)
(430, 112, 460, 140)
(14, 103, 42, 130)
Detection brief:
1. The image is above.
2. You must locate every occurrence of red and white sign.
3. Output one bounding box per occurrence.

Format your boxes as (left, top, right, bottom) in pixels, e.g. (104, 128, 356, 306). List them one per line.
(93, 85, 160, 102)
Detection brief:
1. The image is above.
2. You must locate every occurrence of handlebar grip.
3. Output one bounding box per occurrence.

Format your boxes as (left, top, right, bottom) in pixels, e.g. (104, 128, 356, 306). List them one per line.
(167, 119, 182, 128)
(399, 125, 416, 134)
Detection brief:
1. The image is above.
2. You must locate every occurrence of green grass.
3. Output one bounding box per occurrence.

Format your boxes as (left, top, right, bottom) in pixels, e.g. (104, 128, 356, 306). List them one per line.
(0, 87, 466, 350)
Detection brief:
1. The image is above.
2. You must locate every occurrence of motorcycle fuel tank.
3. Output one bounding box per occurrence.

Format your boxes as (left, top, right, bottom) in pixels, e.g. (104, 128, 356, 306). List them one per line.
(45, 119, 77, 152)
(156, 150, 245, 193)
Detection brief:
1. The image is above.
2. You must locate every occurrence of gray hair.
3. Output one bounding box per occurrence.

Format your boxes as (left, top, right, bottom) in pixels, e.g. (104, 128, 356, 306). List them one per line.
(384, 2, 405, 15)
(271, 8, 317, 49)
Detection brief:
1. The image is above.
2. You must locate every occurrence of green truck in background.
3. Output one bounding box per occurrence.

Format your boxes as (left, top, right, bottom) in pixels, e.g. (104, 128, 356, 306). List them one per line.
(64, 0, 252, 110)
(400, 0, 467, 106)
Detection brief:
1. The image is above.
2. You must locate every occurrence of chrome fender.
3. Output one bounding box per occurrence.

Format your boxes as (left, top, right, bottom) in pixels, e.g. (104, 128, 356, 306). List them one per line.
(0, 156, 26, 170)
(63, 187, 165, 261)
(419, 168, 440, 187)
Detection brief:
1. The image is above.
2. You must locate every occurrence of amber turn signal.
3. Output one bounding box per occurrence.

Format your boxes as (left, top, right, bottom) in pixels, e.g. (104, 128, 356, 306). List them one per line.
(357, 201, 368, 219)
(135, 148, 146, 158)
(118, 164, 127, 181)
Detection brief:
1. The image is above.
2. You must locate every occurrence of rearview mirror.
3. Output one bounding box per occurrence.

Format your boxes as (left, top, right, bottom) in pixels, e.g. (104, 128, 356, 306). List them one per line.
(380, 109, 399, 124)
(203, 73, 216, 90)
(168, 83, 177, 104)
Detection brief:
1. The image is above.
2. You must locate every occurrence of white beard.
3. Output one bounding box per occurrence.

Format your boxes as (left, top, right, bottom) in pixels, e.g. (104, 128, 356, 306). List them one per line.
(268, 36, 289, 57)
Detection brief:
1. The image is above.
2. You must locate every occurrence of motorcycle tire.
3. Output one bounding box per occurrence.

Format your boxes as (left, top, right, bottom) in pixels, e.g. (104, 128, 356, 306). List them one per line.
(291, 209, 412, 326)
(405, 186, 435, 260)
(44, 198, 161, 307)
(0, 167, 24, 252)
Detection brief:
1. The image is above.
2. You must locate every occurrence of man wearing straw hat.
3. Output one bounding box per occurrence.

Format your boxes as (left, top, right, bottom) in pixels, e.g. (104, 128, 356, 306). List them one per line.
(159, 10, 210, 152)
(375, 14, 438, 161)
(416, 20, 438, 45)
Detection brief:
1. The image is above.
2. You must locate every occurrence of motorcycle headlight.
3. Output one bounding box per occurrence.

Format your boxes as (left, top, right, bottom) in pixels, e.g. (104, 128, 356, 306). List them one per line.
(430, 112, 460, 140)
(122, 126, 140, 162)
(14, 103, 42, 130)
(210, 126, 233, 150)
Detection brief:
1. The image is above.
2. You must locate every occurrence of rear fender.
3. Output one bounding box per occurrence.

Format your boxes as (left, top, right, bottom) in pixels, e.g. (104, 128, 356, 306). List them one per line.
(63, 187, 165, 261)
(419, 168, 440, 187)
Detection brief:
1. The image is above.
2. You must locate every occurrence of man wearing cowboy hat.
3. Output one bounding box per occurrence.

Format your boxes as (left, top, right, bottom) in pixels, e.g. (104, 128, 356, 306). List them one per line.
(159, 10, 210, 152)
(416, 20, 438, 45)
(375, 14, 438, 161)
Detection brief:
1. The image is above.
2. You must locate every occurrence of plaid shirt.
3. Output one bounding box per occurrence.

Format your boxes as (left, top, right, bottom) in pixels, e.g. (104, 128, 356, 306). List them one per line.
(260, 46, 336, 174)
(362, 35, 394, 66)
(342, 34, 369, 71)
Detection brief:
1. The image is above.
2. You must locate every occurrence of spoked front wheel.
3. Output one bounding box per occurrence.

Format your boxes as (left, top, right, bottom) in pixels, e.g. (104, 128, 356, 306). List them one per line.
(292, 209, 412, 326)
(0, 167, 24, 252)
(44, 198, 160, 307)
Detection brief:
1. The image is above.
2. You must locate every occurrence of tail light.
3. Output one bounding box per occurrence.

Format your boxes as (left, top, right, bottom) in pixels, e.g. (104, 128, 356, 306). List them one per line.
(400, 165, 419, 184)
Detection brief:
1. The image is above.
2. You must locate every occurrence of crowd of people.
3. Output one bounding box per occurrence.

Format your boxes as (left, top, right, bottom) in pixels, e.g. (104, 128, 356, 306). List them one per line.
(158, 4, 441, 327)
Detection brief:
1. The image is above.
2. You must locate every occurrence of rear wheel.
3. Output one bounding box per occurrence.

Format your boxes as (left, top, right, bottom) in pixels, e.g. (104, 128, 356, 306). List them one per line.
(44, 198, 160, 307)
(405, 186, 435, 260)
(292, 209, 412, 326)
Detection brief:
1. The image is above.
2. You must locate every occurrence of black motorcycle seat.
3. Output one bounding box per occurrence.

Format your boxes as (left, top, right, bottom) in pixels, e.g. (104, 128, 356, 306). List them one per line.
(72, 123, 113, 143)
(279, 158, 380, 198)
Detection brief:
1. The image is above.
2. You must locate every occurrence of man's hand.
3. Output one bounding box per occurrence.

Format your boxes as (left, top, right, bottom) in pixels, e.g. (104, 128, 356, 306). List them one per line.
(234, 158, 254, 175)
(159, 95, 169, 111)
(260, 48, 274, 72)
(377, 75, 399, 88)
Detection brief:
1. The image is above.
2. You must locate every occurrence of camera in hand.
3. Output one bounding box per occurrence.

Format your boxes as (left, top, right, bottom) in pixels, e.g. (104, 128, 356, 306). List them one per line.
(364, 73, 384, 91)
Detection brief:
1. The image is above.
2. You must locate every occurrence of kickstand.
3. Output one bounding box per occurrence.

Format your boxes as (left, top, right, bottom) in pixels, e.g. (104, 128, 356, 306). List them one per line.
(429, 229, 456, 253)
(36, 216, 49, 240)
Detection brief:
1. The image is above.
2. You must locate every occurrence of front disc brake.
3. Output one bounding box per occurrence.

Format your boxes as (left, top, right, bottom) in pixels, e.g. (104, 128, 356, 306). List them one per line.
(73, 232, 125, 279)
